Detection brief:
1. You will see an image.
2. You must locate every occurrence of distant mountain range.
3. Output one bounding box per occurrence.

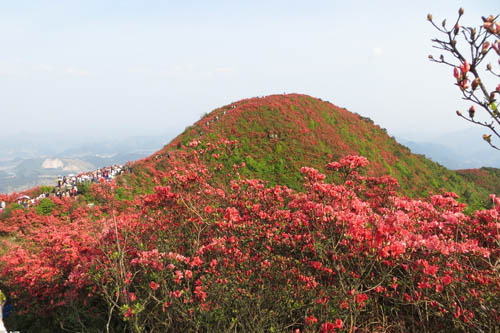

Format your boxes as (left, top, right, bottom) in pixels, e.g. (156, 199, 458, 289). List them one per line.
(397, 127, 500, 170)
(0, 134, 173, 193)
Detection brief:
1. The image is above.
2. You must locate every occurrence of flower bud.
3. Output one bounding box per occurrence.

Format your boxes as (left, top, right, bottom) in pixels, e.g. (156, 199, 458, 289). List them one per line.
(497, 83, 500, 92)
(428, 55, 434, 59)
(487, 63, 492, 70)
(456, 110, 462, 116)
(459, 78, 469, 90)
(468, 106, 475, 118)
(459, 8, 464, 16)
(460, 60, 470, 73)
(483, 134, 492, 143)
(471, 28, 476, 38)
(442, 19, 446, 28)
(427, 14, 433, 21)
(472, 78, 480, 90)
(482, 42, 490, 54)
(453, 67, 460, 79)
(451, 39, 457, 46)
(454, 23, 460, 34)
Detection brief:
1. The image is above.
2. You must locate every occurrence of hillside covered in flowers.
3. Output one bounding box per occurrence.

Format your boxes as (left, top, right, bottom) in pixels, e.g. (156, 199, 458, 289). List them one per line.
(134, 94, 494, 210)
(1, 94, 499, 332)
(456, 167, 500, 197)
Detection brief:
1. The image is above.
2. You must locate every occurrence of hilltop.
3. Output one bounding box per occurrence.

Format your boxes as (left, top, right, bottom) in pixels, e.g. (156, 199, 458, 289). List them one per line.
(132, 94, 490, 209)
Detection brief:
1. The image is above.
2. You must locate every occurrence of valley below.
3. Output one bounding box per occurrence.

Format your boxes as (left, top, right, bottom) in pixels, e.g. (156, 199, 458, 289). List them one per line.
(0, 133, 172, 193)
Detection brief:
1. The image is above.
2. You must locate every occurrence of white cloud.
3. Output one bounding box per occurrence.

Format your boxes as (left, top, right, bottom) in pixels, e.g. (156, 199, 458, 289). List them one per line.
(372, 47, 384, 57)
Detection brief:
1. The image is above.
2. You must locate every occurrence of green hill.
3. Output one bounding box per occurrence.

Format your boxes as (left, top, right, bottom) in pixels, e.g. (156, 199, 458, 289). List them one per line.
(456, 167, 500, 196)
(129, 93, 491, 210)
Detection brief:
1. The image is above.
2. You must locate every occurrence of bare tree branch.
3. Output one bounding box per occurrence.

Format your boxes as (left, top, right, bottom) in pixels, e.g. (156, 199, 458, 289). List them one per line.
(428, 9, 500, 150)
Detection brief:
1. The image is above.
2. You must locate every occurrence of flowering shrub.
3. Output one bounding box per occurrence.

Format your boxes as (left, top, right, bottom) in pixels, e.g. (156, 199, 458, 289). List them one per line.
(0, 140, 499, 331)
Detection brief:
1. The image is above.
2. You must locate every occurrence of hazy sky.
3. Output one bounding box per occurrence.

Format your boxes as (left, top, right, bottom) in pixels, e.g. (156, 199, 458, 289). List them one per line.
(0, 0, 498, 142)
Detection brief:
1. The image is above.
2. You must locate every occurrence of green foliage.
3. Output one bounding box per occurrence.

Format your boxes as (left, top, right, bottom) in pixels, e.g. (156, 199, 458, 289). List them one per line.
(456, 167, 500, 195)
(77, 182, 95, 203)
(115, 187, 133, 201)
(308, 118, 317, 130)
(395, 161, 412, 180)
(9, 203, 22, 211)
(0, 207, 14, 221)
(35, 198, 56, 216)
(125, 165, 156, 196)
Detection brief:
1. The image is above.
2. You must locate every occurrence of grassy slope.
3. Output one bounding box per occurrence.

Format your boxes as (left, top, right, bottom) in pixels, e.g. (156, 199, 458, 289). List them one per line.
(132, 94, 490, 210)
(455, 167, 500, 196)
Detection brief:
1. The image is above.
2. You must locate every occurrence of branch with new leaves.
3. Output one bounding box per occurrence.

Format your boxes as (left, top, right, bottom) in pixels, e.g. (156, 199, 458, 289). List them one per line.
(428, 8, 500, 150)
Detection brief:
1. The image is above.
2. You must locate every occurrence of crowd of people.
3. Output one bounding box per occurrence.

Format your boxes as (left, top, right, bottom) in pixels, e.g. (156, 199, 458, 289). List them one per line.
(0, 164, 130, 212)
(53, 164, 125, 199)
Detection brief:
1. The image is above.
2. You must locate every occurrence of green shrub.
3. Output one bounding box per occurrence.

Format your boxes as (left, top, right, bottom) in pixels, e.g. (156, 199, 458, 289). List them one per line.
(35, 198, 56, 216)
(0, 208, 12, 221)
(115, 187, 133, 201)
(9, 203, 23, 211)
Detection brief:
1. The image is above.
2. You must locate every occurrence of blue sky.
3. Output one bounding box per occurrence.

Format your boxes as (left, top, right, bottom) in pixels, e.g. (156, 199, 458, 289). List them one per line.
(0, 0, 498, 142)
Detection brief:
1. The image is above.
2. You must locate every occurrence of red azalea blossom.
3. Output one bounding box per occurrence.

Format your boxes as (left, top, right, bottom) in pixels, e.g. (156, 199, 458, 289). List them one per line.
(124, 307, 134, 318)
(320, 319, 343, 332)
(306, 315, 318, 325)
